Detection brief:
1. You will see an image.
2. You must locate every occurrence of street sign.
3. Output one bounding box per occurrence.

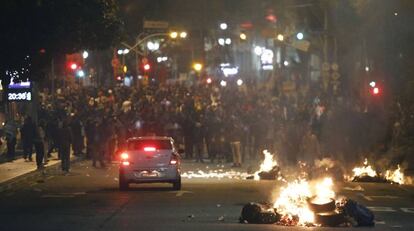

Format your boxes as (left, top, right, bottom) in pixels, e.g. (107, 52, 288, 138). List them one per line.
(143, 20, 169, 29)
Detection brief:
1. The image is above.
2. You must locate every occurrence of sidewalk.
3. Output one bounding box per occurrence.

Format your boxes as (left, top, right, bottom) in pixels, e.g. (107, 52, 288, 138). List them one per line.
(0, 153, 80, 191)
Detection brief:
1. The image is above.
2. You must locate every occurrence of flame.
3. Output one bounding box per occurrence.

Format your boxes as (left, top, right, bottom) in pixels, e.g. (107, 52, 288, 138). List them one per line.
(352, 158, 377, 178)
(385, 165, 405, 184)
(273, 177, 336, 226)
(254, 150, 279, 180)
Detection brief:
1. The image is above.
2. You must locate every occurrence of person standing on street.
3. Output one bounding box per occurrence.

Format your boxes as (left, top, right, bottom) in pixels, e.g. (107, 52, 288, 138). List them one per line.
(4, 120, 17, 162)
(58, 118, 72, 174)
(92, 119, 106, 168)
(21, 116, 36, 161)
(33, 123, 45, 170)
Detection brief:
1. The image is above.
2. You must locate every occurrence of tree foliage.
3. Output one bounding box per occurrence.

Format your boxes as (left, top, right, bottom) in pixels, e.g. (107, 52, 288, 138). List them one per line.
(0, 0, 123, 83)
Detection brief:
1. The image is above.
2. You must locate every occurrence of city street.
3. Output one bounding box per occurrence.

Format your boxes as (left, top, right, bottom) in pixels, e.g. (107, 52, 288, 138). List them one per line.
(0, 160, 413, 231)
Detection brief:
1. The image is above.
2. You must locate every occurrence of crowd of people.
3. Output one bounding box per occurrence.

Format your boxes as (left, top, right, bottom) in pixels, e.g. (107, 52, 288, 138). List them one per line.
(1, 78, 389, 172)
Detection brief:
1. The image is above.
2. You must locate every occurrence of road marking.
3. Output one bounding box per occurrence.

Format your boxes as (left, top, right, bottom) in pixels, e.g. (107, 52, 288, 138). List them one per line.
(358, 193, 373, 201)
(375, 220, 386, 225)
(170, 191, 193, 197)
(401, 208, 414, 213)
(367, 207, 396, 212)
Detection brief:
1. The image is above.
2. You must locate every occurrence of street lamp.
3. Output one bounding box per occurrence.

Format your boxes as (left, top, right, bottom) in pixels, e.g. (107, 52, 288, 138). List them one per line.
(169, 31, 178, 39)
(82, 51, 89, 59)
(240, 33, 247, 40)
(277, 34, 284, 41)
(180, 31, 188, 38)
(296, 32, 304, 40)
(220, 23, 228, 30)
(225, 38, 232, 45)
(193, 62, 203, 72)
(218, 38, 225, 46)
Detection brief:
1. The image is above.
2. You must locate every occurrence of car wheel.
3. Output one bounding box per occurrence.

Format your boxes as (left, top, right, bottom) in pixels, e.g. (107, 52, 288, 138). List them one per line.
(172, 177, 181, 190)
(119, 174, 129, 191)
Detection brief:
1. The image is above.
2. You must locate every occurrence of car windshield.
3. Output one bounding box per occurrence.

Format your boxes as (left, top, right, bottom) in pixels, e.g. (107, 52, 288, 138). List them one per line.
(127, 139, 172, 151)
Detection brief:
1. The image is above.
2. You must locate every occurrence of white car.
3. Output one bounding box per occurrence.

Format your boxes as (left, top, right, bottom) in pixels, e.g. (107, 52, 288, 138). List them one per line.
(118, 136, 181, 190)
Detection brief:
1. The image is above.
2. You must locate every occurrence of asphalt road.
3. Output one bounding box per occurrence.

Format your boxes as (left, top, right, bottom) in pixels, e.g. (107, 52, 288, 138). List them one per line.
(0, 160, 413, 231)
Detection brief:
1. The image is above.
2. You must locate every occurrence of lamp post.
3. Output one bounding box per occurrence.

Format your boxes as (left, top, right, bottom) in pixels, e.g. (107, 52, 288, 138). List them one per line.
(121, 31, 188, 79)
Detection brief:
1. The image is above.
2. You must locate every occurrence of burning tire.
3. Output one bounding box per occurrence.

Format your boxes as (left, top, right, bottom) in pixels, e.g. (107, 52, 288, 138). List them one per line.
(307, 197, 336, 213)
(315, 211, 345, 227)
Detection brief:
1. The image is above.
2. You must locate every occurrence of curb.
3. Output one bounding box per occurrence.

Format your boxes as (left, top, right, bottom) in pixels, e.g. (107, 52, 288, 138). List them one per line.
(0, 156, 84, 193)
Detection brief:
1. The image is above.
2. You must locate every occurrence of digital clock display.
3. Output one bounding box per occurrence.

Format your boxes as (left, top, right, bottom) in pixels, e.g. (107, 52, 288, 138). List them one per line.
(6, 88, 32, 102)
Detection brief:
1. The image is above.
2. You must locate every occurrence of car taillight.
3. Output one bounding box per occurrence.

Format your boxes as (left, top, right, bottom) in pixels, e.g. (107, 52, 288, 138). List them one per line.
(144, 146, 156, 152)
(170, 155, 178, 165)
(120, 152, 129, 160)
(122, 161, 130, 166)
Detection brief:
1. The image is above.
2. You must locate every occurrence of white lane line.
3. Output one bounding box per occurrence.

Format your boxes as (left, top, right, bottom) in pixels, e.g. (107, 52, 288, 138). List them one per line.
(171, 191, 193, 197)
(375, 220, 386, 225)
(401, 208, 414, 213)
(367, 207, 396, 212)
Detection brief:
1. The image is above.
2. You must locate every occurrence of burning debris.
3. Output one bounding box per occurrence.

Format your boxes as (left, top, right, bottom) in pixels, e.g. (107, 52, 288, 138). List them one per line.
(240, 177, 375, 227)
(350, 159, 406, 184)
(385, 165, 405, 184)
(246, 150, 284, 181)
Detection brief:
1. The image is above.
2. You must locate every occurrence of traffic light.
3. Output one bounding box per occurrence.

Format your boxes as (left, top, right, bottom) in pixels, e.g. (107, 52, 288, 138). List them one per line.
(69, 62, 78, 70)
(369, 81, 381, 96)
(143, 63, 150, 71)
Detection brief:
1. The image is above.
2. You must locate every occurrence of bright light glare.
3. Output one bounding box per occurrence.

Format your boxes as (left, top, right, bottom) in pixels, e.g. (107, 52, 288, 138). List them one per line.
(254, 46, 263, 56)
(220, 23, 228, 30)
(123, 49, 129, 54)
(225, 38, 232, 45)
(206, 78, 212, 84)
(296, 32, 304, 40)
(77, 70, 85, 77)
(122, 161, 130, 166)
(82, 51, 89, 59)
(365, 66, 370, 72)
(144, 147, 156, 152)
(237, 79, 243, 86)
(220, 80, 227, 87)
(221, 66, 238, 77)
(277, 34, 284, 41)
(70, 63, 78, 70)
(180, 31, 187, 38)
(218, 38, 225, 46)
(369, 81, 376, 87)
(373, 87, 379, 95)
(120, 153, 129, 159)
(193, 63, 203, 72)
(117, 49, 123, 55)
(240, 33, 247, 40)
(147, 41, 160, 51)
(283, 60, 289, 66)
(170, 31, 178, 39)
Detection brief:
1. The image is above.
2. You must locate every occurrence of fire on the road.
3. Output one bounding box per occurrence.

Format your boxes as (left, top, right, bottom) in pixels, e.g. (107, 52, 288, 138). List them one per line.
(254, 150, 279, 180)
(273, 177, 336, 226)
(352, 158, 377, 178)
(385, 165, 405, 184)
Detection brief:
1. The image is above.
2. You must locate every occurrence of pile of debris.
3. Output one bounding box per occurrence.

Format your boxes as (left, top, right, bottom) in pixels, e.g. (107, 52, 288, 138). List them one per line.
(240, 177, 375, 227)
(246, 150, 284, 181)
(240, 199, 374, 227)
(351, 159, 405, 184)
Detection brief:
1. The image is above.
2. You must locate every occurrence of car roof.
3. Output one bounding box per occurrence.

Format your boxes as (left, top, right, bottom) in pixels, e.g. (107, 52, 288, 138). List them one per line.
(127, 136, 173, 142)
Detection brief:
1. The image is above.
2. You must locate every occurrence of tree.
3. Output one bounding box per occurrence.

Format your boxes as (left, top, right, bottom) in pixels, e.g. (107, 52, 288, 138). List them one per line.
(0, 0, 123, 84)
